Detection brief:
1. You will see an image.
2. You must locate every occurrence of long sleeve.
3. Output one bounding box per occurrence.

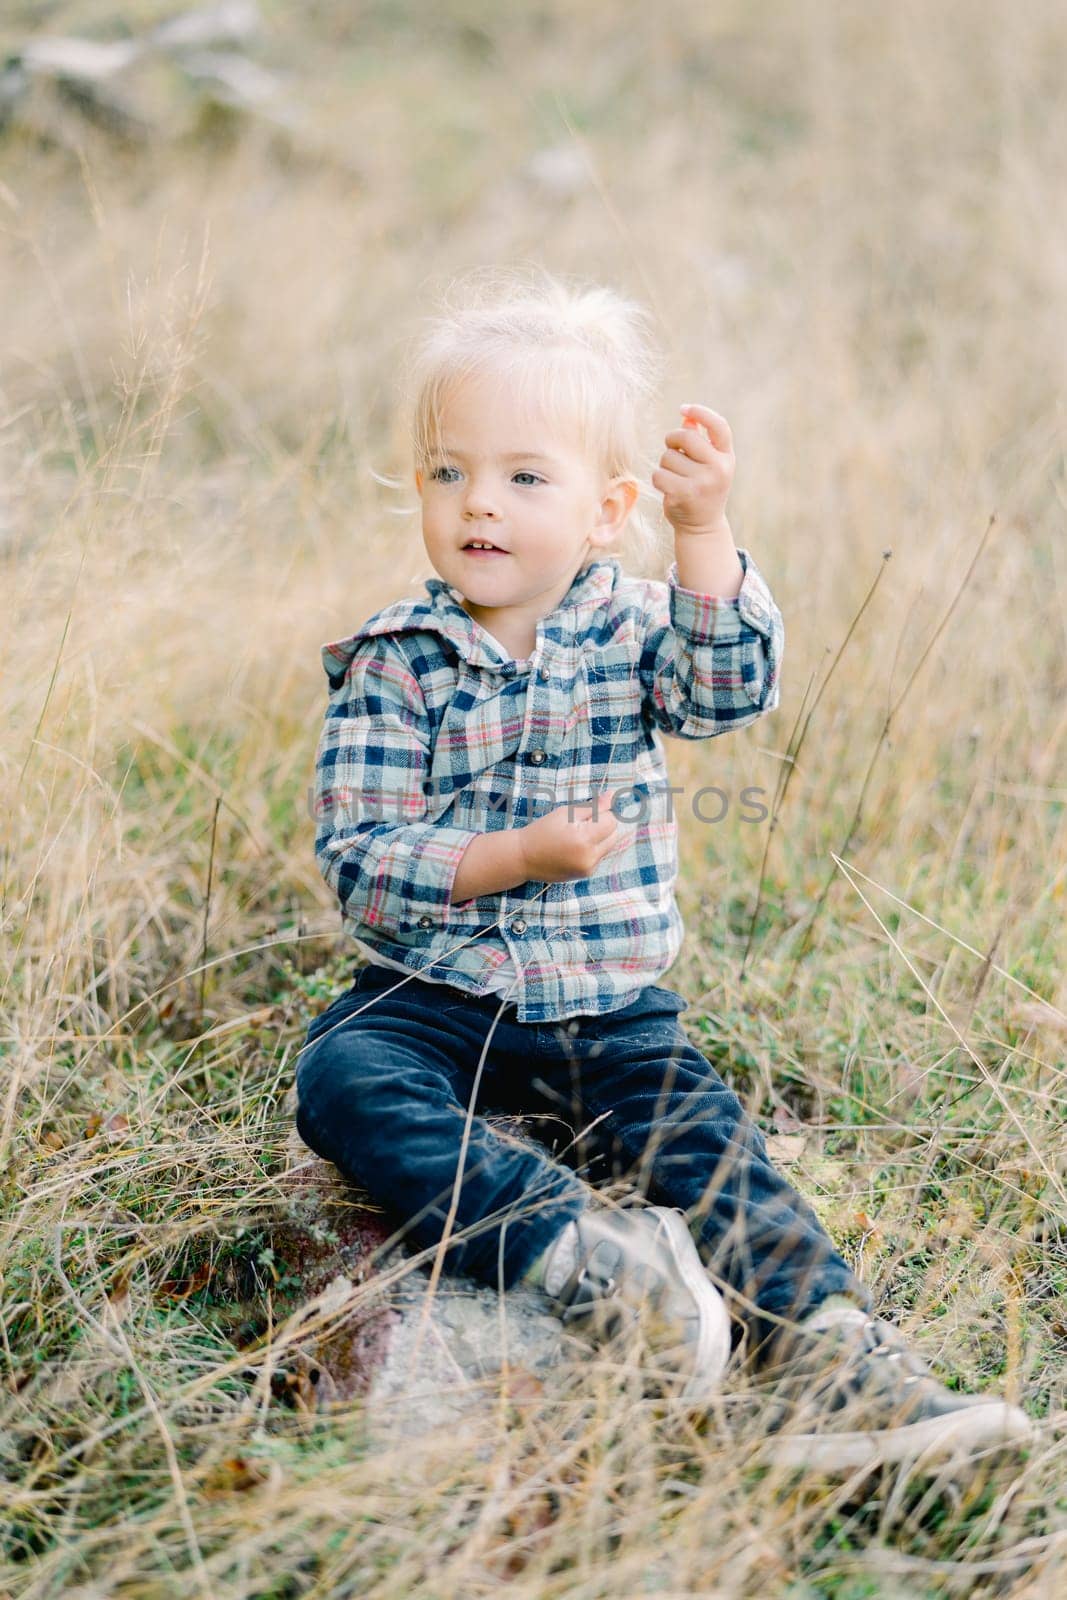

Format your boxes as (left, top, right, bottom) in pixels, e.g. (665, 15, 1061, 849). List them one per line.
(638, 546, 784, 739)
(314, 635, 482, 934)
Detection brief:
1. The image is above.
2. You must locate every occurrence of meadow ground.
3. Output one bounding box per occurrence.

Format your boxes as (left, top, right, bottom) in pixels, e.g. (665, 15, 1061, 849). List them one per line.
(2, 1, 1065, 1594)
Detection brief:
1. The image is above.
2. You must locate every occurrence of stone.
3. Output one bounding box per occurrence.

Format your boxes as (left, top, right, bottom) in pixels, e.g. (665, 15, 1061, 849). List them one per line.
(261, 1094, 582, 1444)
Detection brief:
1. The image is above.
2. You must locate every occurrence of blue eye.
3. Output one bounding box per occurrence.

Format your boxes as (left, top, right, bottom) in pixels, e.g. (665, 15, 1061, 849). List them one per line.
(428, 466, 544, 486)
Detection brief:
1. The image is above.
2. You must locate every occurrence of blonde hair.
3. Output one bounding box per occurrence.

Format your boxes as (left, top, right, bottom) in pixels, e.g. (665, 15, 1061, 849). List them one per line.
(396, 264, 668, 574)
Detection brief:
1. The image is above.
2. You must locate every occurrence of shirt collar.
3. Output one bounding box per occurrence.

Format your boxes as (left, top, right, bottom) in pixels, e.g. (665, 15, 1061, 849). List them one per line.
(322, 557, 621, 682)
(423, 557, 620, 668)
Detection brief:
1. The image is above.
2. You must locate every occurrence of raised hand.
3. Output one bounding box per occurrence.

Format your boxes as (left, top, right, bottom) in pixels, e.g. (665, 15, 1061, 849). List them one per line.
(652, 403, 735, 539)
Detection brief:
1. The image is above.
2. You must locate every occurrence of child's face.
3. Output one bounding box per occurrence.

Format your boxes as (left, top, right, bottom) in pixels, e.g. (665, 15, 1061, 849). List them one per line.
(415, 370, 636, 650)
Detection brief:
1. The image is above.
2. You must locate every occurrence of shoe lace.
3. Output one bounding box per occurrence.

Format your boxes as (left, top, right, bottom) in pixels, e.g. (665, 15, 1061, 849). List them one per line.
(554, 1249, 621, 1328)
(839, 1316, 928, 1389)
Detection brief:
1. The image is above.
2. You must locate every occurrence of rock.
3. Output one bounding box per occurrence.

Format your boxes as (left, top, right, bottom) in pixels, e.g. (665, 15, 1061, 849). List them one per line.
(0, 3, 298, 151)
(150, 2, 262, 52)
(358, 1254, 566, 1446)
(264, 1096, 580, 1444)
(17, 38, 145, 83)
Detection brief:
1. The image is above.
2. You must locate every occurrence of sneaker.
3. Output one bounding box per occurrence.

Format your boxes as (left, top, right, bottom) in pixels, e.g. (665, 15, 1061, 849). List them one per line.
(539, 1202, 732, 1404)
(755, 1303, 1035, 1472)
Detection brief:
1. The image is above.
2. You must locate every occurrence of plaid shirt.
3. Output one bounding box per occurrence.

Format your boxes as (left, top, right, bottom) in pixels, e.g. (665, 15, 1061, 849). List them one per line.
(314, 548, 784, 1022)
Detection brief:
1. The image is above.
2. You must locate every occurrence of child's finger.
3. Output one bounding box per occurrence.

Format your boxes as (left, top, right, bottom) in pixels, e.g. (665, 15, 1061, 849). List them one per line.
(678, 403, 733, 451)
(650, 465, 695, 497)
(660, 442, 707, 475)
(663, 425, 720, 464)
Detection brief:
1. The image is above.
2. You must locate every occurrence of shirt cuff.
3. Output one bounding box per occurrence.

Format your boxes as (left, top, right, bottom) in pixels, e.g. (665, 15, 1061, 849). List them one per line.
(667, 547, 778, 644)
(396, 823, 483, 932)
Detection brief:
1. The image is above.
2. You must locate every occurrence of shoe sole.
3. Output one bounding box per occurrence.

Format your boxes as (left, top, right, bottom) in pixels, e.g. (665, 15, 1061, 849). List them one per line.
(643, 1207, 732, 1403)
(770, 1399, 1035, 1473)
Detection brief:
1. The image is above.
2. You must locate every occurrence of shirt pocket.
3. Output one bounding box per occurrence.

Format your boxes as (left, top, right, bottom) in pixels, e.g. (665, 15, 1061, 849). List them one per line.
(429, 673, 526, 800)
(563, 643, 644, 743)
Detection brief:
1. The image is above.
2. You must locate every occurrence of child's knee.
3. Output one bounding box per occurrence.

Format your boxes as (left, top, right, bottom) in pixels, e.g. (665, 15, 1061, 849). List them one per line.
(295, 1031, 377, 1122)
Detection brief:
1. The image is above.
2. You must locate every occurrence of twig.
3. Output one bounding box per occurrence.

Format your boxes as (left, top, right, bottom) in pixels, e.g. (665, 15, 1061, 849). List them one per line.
(783, 512, 997, 994)
(741, 548, 893, 979)
(198, 795, 222, 1026)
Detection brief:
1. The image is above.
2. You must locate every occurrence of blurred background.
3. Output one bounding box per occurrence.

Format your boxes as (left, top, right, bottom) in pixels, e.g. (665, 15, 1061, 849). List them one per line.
(2, 2, 1065, 1591)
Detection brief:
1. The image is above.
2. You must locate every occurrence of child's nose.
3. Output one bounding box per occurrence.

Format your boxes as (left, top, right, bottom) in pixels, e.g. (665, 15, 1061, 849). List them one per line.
(462, 477, 502, 516)
(463, 483, 502, 515)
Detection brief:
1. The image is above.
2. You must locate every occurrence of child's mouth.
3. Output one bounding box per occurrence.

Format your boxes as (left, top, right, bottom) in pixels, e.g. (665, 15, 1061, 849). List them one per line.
(462, 541, 509, 557)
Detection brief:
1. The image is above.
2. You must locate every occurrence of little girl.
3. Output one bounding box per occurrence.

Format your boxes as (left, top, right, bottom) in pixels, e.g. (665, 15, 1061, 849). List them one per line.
(296, 267, 1030, 1471)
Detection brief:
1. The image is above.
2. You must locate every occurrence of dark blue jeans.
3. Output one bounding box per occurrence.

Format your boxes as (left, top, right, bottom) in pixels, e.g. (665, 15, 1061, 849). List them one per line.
(295, 966, 870, 1342)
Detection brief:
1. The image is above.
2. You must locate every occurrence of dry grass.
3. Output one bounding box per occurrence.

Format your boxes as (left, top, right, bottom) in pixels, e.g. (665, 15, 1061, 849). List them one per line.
(2, 1, 1065, 1594)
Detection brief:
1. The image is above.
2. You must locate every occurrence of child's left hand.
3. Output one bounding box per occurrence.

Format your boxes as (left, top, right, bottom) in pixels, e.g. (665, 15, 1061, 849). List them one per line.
(652, 403, 735, 538)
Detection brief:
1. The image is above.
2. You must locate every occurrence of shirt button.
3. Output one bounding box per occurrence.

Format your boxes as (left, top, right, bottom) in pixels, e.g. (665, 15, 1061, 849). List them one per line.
(511, 917, 528, 935)
(416, 914, 434, 929)
(538, 665, 550, 682)
(528, 748, 547, 765)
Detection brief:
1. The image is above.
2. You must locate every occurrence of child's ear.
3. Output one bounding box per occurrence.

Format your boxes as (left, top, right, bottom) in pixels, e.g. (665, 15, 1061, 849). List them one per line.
(589, 493, 635, 553)
(594, 476, 639, 540)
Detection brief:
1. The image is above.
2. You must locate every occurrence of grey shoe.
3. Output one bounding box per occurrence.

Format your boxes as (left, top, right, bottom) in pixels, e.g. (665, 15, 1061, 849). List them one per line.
(756, 1303, 1035, 1472)
(540, 1202, 732, 1403)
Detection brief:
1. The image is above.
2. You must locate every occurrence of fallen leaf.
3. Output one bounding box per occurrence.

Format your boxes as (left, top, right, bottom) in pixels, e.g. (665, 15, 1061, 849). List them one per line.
(766, 1133, 807, 1164)
(203, 1455, 274, 1497)
(492, 1492, 557, 1576)
(84, 1110, 130, 1141)
(772, 1104, 807, 1134)
(106, 1268, 134, 1324)
(498, 1367, 545, 1413)
(270, 1349, 338, 1413)
(155, 1261, 213, 1302)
